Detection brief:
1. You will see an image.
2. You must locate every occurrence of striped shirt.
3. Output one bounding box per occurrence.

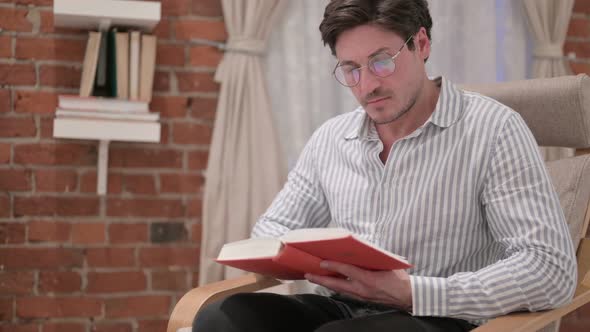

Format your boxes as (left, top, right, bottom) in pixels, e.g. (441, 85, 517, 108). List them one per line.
(252, 77, 577, 323)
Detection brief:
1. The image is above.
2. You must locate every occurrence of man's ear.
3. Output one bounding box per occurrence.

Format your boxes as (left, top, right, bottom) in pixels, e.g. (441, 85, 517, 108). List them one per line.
(415, 27, 431, 61)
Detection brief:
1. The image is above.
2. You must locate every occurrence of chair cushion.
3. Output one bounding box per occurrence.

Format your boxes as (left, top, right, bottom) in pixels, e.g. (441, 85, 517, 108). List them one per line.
(545, 154, 590, 249)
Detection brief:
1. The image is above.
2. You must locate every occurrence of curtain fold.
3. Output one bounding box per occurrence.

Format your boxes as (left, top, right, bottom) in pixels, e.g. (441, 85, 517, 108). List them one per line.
(523, 0, 575, 161)
(199, 0, 287, 285)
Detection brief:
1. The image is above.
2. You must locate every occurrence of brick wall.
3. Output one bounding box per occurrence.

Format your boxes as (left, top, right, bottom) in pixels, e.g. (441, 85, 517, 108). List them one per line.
(559, 1, 590, 331)
(0, 0, 225, 331)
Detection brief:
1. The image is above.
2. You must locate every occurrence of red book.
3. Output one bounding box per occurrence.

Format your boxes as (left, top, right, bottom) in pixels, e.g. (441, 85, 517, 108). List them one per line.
(216, 228, 412, 280)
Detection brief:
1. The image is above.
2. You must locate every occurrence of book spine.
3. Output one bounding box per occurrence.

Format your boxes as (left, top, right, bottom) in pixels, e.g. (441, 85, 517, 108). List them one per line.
(129, 30, 141, 100)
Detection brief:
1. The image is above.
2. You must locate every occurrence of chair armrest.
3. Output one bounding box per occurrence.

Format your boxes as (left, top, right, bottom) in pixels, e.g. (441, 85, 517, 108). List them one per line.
(472, 277, 590, 332)
(166, 274, 281, 332)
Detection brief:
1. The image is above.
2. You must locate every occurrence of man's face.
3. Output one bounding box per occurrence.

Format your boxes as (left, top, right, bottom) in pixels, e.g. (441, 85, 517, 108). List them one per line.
(334, 24, 429, 125)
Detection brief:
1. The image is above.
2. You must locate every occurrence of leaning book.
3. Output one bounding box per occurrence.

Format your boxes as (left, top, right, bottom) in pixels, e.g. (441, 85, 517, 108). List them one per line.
(216, 228, 412, 280)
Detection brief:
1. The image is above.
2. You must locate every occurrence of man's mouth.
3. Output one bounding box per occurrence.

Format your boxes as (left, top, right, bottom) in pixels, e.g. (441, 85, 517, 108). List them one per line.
(366, 96, 390, 105)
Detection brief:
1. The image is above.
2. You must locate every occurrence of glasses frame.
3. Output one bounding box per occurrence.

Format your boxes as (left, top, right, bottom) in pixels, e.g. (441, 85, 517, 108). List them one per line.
(333, 35, 414, 87)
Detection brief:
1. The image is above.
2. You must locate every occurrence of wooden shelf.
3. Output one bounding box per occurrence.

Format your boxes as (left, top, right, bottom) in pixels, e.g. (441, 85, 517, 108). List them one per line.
(53, 0, 161, 31)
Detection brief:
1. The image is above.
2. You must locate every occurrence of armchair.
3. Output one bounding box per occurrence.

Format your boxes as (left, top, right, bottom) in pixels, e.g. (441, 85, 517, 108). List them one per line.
(168, 74, 590, 332)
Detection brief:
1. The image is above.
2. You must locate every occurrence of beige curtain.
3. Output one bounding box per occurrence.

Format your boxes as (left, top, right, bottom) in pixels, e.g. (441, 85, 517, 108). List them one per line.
(199, 0, 287, 285)
(523, 0, 575, 161)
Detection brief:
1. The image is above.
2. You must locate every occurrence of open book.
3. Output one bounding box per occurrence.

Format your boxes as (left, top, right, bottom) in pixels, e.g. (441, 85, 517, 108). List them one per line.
(216, 228, 411, 280)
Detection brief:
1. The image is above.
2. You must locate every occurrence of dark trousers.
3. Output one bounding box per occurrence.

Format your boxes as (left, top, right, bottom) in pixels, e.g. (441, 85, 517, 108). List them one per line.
(193, 292, 476, 332)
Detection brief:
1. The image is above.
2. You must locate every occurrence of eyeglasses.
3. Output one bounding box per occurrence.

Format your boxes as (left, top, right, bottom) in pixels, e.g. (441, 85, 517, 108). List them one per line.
(333, 36, 413, 87)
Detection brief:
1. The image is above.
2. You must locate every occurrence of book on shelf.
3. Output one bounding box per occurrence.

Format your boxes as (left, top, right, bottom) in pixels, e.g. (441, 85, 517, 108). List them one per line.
(56, 108, 159, 122)
(79, 31, 102, 97)
(58, 95, 149, 113)
(216, 228, 412, 280)
(115, 31, 129, 99)
(53, 116, 160, 142)
(139, 34, 157, 102)
(129, 30, 141, 100)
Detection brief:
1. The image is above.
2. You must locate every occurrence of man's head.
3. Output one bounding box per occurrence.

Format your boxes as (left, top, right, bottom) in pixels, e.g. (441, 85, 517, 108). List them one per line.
(319, 0, 432, 58)
(319, 0, 435, 126)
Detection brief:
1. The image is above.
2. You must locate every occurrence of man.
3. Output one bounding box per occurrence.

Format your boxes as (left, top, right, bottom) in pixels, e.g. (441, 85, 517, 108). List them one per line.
(194, 0, 577, 331)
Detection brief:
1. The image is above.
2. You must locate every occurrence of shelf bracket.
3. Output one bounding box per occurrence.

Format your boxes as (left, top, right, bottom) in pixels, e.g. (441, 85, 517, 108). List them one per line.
(97, 140, 110, 195)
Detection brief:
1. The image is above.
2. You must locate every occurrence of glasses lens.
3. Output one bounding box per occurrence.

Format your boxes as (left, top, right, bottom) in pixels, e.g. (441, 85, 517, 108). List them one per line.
(370, 54, 396, 77)
(334, 65, 359, 87)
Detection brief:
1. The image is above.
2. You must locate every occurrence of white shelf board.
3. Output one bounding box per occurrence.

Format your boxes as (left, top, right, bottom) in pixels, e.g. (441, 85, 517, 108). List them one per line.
(53, 117, 160, 143)
(53, 0, 161, 31)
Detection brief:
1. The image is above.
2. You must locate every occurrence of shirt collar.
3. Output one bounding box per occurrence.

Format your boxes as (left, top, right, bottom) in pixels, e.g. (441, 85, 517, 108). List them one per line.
(343, 76, 464, 141)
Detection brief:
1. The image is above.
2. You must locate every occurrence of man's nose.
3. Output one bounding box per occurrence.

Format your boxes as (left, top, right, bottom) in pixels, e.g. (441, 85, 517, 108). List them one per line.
(356, 67, 380, 96)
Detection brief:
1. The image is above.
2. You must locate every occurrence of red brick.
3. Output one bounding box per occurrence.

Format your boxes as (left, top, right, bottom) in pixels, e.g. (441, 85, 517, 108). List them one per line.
(39, 117, 53, 138)
(0, 35, 11, 58)
(153, 19, 171, 39)
(160, 122, 170, 144)
(187, 197, 202, 218)
(0, 324, 37, 332)
(0, 297, 13, 322)
(14, 143, 96, 166)
(35, 169, 78, 192)
(16, 37, 86, 62)
(152, 71, 170, 92)
(38, 271, 82, 293)
(0, 117, 36, 138)
(0, 271, 35, 295)
(568, 17, 590, 38)
(28, 220, 70, 242)
(150, 95, 188, 118)
(79, 171, 123, 194)
(0, 248, 83, 269)
(0, 195, 10, 218)
(87, 271, 147, 293)
(0, 63, 36, 86)
(191, 222, 202, 242)
(188, 150, 209, 170)
(39, 65, 81, 88)
(137, 320, 169, 332)
(190, 45, 223, 67)
(574, 0, 590, 15)
(151, 270, 188, 291)
(0, 8, 33, 32)
(569, 61, 590, 74)
(105, 295, 170, 318)
(565, 41, 590, 59)
(14, 196, 99, 217)
(172, 122, 213, 145)
(15, 90, 58, 114)
(17, 297, 102, 318)
(71, 223, 105, 244)
(0, 169, 32, 191)
(15, 0, 53, 5)
(0, 222, 26, 244)
(0, 89, 9, 113)
(86, 248, 135, 267)
(175, 19, 227, 41)
(162, 0, 191, 16)
(92, 322, 132, 332)
(160, 173, 204, 193)
(156, 43, 185, 66)
(192, 0, 223, 17)
(108, 223, 148, 244)
(139, 247, 199, 267)
(109, 148, 182, 168)
(41, 322, 85, 332)
(176, 71, 219, 93)
(0, 143, 9, 163)
(121, 174, 156, 195)
(107, 198, 184, 218)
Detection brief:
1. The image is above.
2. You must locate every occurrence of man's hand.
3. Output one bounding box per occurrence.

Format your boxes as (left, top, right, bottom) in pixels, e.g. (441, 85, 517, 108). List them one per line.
(305, 261, 413, 311)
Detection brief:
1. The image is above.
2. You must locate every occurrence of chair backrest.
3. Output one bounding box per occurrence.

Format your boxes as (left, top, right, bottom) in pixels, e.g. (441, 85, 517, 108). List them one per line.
(463, 74, 590, 250)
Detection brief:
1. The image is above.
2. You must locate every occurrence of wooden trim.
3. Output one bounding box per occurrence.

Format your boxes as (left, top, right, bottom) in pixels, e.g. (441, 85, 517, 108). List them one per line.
(166, 274, 280, 332)
(472, 287, 590, 332)
(575, 148, 590, 156)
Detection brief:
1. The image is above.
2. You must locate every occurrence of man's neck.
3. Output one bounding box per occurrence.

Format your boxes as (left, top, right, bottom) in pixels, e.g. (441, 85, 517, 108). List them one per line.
(376, 78, 441, 147)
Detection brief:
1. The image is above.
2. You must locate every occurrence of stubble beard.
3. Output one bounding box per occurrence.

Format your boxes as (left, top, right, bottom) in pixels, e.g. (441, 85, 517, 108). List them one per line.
(371, 94, 418, 125)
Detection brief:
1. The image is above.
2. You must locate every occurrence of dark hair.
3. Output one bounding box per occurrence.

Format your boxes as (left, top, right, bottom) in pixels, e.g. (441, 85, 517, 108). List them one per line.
(319, 0, 433, 56)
